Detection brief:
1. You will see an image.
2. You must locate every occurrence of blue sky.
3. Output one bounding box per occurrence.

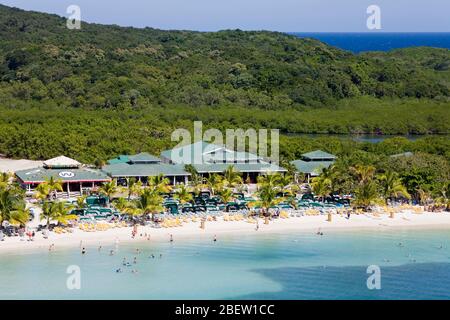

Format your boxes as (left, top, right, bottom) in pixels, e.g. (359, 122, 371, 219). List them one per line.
(1, 0, 449, 32)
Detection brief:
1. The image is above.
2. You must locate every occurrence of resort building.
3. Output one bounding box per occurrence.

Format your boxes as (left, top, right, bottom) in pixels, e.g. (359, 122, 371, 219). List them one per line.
(102, 152, 190, 186)
(290, 150, 336, 182)
(15, 156, 111, 197)
(160, 141, 287, 183)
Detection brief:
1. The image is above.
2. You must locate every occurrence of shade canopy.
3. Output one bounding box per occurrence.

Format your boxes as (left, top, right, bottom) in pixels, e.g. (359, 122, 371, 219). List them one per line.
(43, 156, 81, 169)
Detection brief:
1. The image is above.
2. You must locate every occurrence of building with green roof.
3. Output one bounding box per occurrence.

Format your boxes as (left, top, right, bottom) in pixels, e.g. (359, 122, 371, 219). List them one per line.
(161, 141, 286, 182)
(290, 150, 336, 182)
(15, 156, 111, 197)
(103, 152, 190, 185)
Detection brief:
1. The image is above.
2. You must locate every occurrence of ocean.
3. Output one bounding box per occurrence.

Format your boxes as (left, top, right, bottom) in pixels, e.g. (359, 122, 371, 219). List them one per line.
(1, 228, 449, 299)
(291, 32, 450, 53)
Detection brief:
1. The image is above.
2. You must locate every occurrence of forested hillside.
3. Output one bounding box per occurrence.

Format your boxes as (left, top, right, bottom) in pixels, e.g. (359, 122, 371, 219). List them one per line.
(0, 4, 449, 164)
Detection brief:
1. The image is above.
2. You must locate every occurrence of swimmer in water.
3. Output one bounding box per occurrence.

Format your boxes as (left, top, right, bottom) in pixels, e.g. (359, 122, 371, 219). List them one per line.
(170, 234, 174, 243)
(122, 258, 127, 266)
(213, 235, 217, 242)
(133, 257, 137, 264)
(116, 268, 123, 273)
(110, 249, 115, 256)
(81, 247, 86, 255)
(98, 245, 102, 252)
(159, 254, 162, 259)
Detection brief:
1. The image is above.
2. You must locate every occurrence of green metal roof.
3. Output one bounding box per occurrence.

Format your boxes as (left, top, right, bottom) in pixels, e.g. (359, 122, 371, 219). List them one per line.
(290, 160, 334, 176)
(15, 167, 111, 184)
(108, 153, 161, 165)
(193, 163, 287, 174)
(128, 152, 161, 163)
(102, 163, 189, 177)
(301, 150, 336, 161)
(161, 141, 262, 164)
(107, 155, 129, 165)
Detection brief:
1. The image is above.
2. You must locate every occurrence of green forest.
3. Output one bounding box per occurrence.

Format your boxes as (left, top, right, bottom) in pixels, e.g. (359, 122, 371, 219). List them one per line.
(0, 4, 449, 196)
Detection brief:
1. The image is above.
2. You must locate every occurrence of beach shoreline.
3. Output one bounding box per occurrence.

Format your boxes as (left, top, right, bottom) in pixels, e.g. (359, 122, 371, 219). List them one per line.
(1, 211, 450, 254)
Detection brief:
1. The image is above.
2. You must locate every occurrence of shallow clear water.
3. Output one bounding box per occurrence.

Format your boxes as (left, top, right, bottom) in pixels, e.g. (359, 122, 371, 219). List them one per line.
(1, 228, 450, 299)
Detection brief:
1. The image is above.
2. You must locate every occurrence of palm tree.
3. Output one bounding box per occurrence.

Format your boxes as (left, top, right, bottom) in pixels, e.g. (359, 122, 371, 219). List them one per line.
(378, 170, 410, 204)
(278, 174, 297, 196)
(352, 180, 382, 210)
(0, 186, 27, 227)
(148, 174, 172, 193)
(222, 165, 243, 188)
(205, 174, 223, 196)
(184, 165, 205, 192)
(126, 177, 143, 200)
(253, 183, 284, 220)
(113, 197, 129, 212)
(99, 180, 118, 206)
(126, 188, 164, 221)
(35, 177, 63, 200)
(75, 195, 87, 210)
(0, 172, 13, 188)
(350, 164, 376, 184)
(257, 173, 282, 189)
(174, 184, 193, 204)
(40, 201, 76, 230)
(311, 176, 332, 202)
(218, 188, 234, 204)
(7, 202, 30, 227)
(417, 188, 431, 206)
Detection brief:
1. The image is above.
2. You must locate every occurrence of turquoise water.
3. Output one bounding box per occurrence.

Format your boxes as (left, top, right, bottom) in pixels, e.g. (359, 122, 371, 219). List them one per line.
(1, 228, 450, 299)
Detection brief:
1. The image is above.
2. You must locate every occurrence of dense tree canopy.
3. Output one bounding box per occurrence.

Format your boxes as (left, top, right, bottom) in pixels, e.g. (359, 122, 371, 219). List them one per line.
(0, 4, 448, 194)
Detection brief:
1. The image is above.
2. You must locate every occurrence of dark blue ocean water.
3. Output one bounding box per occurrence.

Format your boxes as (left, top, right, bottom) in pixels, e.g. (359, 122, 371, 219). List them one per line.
(291, 32, 450, 53)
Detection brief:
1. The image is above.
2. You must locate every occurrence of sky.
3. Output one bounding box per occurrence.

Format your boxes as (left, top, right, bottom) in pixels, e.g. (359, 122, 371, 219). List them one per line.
(0, 0, 449, 32)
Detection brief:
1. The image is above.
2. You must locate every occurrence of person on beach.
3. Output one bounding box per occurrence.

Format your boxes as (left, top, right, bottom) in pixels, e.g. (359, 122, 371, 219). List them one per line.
(98, 245, 102, 252)
(170, 234, 173, 243)
(255, 222, 259, 231)
(213, 235, 217, 242)
(347, 211, 351, 219)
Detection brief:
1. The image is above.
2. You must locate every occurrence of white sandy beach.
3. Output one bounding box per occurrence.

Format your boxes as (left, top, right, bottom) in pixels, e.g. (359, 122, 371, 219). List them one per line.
(1, 210, 450, 254)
